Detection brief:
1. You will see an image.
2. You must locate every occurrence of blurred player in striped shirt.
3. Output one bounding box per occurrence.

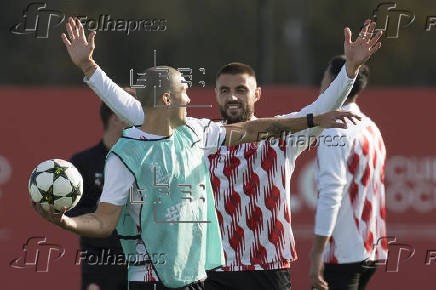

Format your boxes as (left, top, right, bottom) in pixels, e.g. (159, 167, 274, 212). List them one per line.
(309, 55, 387, 290)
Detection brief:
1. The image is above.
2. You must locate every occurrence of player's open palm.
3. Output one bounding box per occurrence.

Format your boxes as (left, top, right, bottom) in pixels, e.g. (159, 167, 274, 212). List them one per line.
(61, 17, 96, 70)
(344, 19, 383, 69)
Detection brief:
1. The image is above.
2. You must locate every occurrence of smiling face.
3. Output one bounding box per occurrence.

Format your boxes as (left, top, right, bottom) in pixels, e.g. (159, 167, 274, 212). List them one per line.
(215, 73, 261, 124)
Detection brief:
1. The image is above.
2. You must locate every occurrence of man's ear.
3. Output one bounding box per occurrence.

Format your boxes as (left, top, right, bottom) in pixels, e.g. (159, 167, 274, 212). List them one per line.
(215, 87, 219, 103)
(254, 87, 262, 103)
(162, 93, 172, 106)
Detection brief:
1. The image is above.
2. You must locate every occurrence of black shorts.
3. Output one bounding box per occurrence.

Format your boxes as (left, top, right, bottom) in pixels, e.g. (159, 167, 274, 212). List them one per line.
(129, 281, 204, 290)
(323, 260, 377, 290)
(205, 269, 291, 290)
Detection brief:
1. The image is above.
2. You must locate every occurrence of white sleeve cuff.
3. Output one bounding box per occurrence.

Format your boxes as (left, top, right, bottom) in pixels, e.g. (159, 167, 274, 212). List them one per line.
(341, 64, 358, 82)
(83, 66, 102, 84)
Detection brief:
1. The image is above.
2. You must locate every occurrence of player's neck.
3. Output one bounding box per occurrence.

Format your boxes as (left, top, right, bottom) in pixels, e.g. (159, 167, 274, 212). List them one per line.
(140, 111, 181, 136)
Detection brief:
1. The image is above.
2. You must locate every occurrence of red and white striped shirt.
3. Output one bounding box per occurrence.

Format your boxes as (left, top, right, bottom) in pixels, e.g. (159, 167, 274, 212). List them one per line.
(208, 136, 297, 271)
(315, 103, 387, 264)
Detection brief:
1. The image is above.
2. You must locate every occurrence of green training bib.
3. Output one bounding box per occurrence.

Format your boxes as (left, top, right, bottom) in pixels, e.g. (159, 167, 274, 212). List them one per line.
(110, 126, 224, 287)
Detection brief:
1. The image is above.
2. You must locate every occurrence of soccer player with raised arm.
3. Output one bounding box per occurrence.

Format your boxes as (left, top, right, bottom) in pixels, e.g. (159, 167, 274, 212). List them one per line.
(31, 18, 359, 290)
(86, 17, 382, 289)
(309, 55, 387, 290)
(76, 17, 382, 290)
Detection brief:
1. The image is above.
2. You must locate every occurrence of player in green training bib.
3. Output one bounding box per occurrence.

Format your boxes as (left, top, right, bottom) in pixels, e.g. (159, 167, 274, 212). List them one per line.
(110, 122, 225, 287)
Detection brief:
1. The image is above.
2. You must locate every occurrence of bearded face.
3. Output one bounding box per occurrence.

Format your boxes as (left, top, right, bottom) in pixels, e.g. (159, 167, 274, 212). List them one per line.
(219, 99, 253, 124)
(215, 73, 260, 124)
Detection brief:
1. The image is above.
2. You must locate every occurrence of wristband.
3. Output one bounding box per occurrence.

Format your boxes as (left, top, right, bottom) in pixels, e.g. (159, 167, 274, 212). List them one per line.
(307, 113, 315, 128)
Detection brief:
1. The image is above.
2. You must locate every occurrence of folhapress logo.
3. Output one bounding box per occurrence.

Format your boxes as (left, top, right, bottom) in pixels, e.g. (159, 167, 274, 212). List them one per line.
(10, 236, 65, 272)
(372, 2, 415, 38)
(10, 2, 65, 38)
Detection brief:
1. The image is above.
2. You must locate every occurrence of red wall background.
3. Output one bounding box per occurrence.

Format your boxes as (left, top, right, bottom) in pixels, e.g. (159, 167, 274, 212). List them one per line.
(0, 87, 435, 289)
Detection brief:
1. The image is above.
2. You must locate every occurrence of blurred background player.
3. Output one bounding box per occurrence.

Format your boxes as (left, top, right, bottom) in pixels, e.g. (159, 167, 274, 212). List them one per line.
(67, 100, 131, 290)
(92, 19, 382, 290)
(309, 55, 387, 290)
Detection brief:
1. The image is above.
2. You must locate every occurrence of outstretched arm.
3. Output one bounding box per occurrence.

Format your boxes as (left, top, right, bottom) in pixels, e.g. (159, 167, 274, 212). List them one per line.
(61, 17, 143, 126)
(32, 202, 123, 238)
(223, 110, 360, 146)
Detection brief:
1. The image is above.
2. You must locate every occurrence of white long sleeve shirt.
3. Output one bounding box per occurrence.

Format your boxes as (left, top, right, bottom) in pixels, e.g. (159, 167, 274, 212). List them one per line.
(315, 103, 388, 263)
(84, 65, 355, 275)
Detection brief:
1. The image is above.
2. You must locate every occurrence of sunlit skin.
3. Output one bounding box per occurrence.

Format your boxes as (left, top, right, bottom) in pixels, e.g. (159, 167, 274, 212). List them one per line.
(215, 73, 261, 124)
(150, 72, 191, 127)
(140, 72, 190, 136)
(168, 73, 191, 125)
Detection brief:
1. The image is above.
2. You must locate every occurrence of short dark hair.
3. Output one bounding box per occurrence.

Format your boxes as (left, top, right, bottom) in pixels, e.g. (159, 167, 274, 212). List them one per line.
(327, 55, 369, 101)
(135, 66, 180, 108)
(216, 62, 256, 81)
(99, 102, 113, 130)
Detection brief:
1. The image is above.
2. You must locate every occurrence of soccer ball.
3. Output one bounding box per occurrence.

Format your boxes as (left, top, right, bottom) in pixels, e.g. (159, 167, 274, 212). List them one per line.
(28, 159, 83, 212)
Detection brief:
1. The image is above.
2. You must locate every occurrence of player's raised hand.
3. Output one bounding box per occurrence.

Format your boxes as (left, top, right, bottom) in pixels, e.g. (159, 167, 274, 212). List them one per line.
(31, 200, 70, 230)
(344, 19, 383, 78)
(61, 17, 97, 77)
(314, 110, 361, 129)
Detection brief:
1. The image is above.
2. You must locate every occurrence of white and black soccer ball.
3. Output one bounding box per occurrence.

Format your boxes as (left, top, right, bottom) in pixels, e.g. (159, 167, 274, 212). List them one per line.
(28, 159, 83, 212)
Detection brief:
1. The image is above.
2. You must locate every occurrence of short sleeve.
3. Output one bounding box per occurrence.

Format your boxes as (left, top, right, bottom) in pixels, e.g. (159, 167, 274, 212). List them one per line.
(99, 154, 135, 206)
(186, 117, 226, 156)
